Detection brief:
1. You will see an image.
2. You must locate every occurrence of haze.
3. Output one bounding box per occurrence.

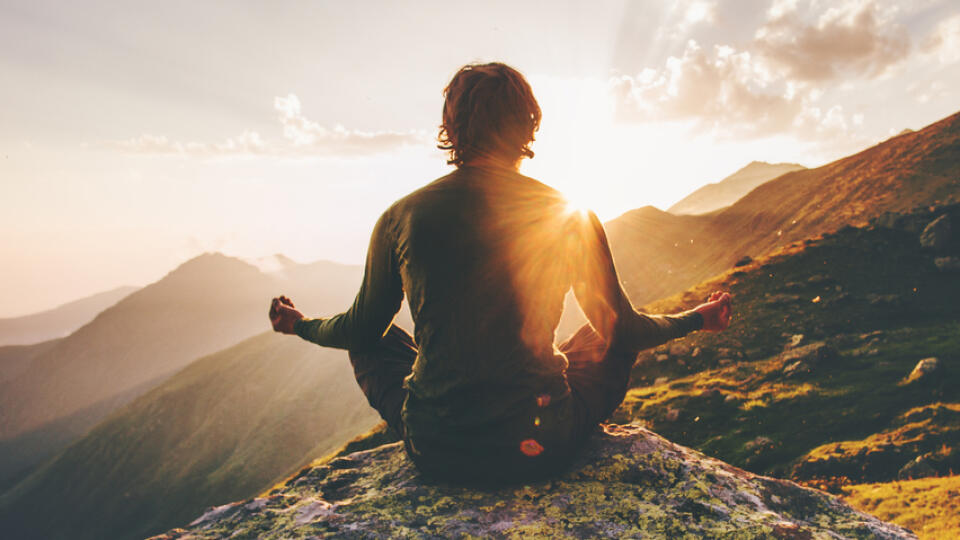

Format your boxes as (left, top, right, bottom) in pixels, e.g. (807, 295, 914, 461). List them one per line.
(2, 0, 959, 317)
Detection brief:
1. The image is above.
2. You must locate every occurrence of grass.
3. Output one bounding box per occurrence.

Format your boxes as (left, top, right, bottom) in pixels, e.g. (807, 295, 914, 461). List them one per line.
(842, 474, 960, 539)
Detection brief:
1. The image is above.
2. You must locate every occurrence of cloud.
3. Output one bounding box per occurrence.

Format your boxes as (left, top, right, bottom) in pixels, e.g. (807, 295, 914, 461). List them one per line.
(754, 0, 910, 81)
(104, 94, 427, 158)
(611, 40, 861, 141)
(922, 13, 960, 64)
(273, 94, 424, 156)
(610, 1, 916, 143)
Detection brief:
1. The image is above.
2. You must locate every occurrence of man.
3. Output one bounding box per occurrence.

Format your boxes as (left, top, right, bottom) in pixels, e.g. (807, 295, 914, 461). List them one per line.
(270, 62, 732, 484)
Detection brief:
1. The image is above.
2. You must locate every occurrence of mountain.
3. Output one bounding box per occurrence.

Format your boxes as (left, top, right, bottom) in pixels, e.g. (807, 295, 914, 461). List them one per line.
(667, 161, 806, 216)
(0, 286, 138, 346)
(0, 339, 60, 384)
(0, 253, 364, 490)
(0, 331, 380, 540)
(605, 110, 960, 309)
(611, 203, 959, 537)
(152, 424, 913, 539)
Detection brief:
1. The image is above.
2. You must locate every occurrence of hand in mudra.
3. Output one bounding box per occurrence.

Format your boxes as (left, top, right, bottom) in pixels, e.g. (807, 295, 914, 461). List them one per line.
(270, 295, 304, 334)
(694, 291, 732, 332)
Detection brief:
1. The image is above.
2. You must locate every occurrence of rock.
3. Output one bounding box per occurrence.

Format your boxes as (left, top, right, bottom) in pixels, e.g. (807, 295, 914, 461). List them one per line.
(903, 357, 939, 384)
(665, 408, 681, 422)
(656, 354, 670, 363)
(786, 334, 805, 349)
(898, 455, 937, 480)
(691, 347, 701, 357)
(806, 274, 832, 284)
(919, 214, 951, 251)
(669, 342, 691, 357)
(154, 424, 916, 539)
(783, 281, 803, 292)
(780, 342, 837, 367)
(734, 255, 753, 267)
(934, 256, 960, 271)
(745, 436, 774, 451)
(783, 361, 810, 378)
(654, 376, 669, 386)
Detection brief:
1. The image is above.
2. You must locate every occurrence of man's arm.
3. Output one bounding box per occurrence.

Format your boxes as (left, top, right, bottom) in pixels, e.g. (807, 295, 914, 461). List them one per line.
(570, 210, 727, 352)
(272, 210, 404, 352)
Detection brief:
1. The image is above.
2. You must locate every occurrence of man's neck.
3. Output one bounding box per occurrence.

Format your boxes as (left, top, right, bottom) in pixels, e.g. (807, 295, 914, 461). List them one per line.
(461, 155, 520, 172)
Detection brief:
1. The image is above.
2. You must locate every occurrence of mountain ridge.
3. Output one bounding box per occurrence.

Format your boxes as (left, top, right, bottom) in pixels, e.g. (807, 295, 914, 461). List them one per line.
(667, 161, 807, 216)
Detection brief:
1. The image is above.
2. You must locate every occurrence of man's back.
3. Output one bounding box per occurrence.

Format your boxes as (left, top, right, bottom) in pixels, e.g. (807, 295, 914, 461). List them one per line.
(391, 166, 579, 435)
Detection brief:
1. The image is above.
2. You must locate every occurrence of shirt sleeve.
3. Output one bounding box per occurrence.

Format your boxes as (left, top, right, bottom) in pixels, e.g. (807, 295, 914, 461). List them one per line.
(570, 210, 702, 352)
(293, 209, 404, 351)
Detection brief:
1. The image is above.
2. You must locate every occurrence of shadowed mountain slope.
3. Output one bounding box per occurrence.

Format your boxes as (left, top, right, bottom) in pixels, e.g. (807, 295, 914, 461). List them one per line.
(0, 253, 364, 488)
(605, 110, 960, 309)
(667, 161, 806, 216)
(0, 331, 380, 540)
(0, 286, 138, 346)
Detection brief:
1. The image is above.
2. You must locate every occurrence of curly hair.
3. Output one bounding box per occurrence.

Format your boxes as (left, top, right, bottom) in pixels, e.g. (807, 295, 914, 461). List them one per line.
(438, 62, 542, 167)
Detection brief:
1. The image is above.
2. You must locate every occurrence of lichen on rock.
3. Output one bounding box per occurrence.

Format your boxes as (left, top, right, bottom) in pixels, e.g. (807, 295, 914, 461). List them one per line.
(153, 424, 915, 539)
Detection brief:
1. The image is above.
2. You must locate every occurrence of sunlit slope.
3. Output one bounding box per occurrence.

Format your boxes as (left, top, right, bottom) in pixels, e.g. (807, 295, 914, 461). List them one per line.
(0, 286, 139, 346)
(0, 253, 363, 489)
(613, 203, 959, 491)
(667, 161, 806, 216)
(0, 331, 380, 540)
(605, 109, 960, 308)
(843, 475, 960, 540)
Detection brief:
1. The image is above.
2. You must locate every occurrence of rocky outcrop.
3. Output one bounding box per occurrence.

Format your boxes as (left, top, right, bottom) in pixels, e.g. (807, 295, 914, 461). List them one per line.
(155, 424, 914, 539)
(903, 357, 940, 384)
(920, 214, 951, 251)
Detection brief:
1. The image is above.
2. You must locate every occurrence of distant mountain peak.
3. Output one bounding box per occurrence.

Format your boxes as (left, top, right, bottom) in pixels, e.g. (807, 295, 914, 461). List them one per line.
(242, 253, 299, 274)
(668, 161, 807, 216)
(167, 252, 261, 278)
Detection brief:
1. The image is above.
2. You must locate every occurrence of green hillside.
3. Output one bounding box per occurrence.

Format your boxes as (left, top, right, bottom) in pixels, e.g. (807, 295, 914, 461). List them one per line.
(616, 203, 959, 489)
(0, 332, 380, 540)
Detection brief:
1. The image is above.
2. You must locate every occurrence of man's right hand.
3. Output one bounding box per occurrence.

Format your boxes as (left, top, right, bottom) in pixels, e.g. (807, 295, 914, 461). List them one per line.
(694, 291, 732, 332)
(270, 295, 304, 335)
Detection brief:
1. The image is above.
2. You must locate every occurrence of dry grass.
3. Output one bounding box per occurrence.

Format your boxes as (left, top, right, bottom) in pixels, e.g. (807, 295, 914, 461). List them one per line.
(842, 475, 960, 539)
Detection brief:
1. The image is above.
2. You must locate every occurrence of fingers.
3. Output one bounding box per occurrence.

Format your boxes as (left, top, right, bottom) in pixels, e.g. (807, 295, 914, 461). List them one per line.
(280, 295, 295, 308)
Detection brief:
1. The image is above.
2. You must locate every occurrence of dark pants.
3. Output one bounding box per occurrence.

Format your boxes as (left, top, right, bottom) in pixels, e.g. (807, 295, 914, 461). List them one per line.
(348, 323, 636, 483)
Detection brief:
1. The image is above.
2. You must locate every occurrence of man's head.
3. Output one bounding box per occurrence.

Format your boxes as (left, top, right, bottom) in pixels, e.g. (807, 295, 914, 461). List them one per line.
(438, 62, 541, 168)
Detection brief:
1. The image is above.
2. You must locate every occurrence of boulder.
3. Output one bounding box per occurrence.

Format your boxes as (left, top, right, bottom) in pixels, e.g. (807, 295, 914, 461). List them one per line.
(668, 342, 691, 357)
(897, 455, 937, 480)
(919, 214, 951, 251)
(934, 256, 960, 272)
(780, 342, 836, 366)
(734, 255, 753, 267)
(903, 357, 940, 384)
(154, 424, 915, 539)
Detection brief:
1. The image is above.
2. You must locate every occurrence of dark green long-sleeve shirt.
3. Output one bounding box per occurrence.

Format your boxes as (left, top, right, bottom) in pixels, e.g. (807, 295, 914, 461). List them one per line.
(295, 166, 701, 439)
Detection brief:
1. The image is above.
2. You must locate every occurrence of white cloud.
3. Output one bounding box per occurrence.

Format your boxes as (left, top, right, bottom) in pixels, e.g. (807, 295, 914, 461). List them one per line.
(104, 94, 427, 158)
(754, 0, 910, 81)
(922, 13, 960, 64)
(611, 40, 861, 142)
(610, 0, 921, 144)
(273, 94, 425, 156)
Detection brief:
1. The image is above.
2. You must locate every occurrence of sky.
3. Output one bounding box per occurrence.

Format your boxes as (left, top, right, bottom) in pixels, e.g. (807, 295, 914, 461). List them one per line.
(1, 0, 959, 317)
